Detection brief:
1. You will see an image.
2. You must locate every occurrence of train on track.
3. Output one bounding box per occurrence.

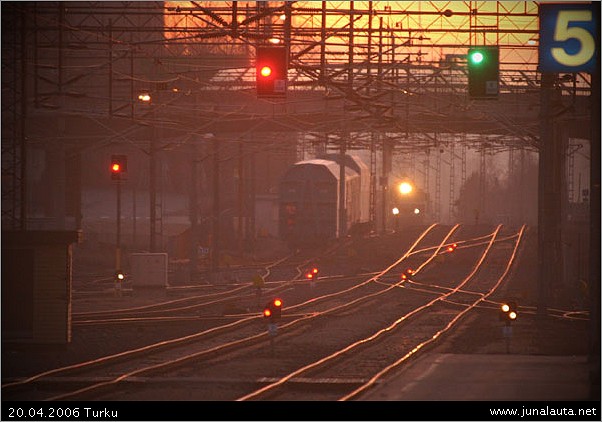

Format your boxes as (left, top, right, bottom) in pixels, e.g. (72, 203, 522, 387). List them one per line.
(278, 153, 431, 245)
(278, 153, 371, 245)
(389, 180, 428, 228)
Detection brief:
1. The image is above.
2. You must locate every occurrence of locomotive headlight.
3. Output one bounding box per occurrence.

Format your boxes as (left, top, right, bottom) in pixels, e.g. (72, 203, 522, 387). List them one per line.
(399, 182, 413, 195)
(413, 208, 420, 215)
(392, 207, 400, 215)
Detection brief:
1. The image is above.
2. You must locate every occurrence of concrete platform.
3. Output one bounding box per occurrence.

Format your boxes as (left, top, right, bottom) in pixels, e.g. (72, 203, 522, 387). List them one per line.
(361, 353, 591, 401)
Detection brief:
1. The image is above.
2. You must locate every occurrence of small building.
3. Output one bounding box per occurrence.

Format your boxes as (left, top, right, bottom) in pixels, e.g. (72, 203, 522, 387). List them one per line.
(2, 230, 81, 343)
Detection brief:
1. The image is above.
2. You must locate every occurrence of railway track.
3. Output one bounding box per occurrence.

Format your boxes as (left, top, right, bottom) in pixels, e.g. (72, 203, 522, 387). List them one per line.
(236, 225, 525, 401)
(70, 240, 347, 325)
(5, 223, 571, 402)
(2, 223, 443, 399)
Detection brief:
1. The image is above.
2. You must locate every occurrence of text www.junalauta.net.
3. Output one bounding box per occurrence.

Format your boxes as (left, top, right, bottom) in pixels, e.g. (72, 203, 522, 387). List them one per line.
(489, 406, 598, 418)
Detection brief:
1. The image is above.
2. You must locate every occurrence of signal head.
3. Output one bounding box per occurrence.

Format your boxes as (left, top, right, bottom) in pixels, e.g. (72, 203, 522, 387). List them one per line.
(467, 46, 499, 98)
(256, 46, 287, 97)
(500, 301, 518, 322)
(306, 267, 319, 280)
(137, 93, 152, 103)
(110, 154, 128, 180)
(263, 298, 283, 321)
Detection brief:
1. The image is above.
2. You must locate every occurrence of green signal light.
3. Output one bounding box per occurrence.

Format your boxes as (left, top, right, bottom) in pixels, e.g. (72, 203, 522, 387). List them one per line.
(470, 51, 485, 64)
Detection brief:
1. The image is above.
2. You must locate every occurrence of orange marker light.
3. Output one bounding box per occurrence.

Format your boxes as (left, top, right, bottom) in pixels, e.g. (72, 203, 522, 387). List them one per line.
(112, 163, 121, 172)
(273, 299, 282, 307)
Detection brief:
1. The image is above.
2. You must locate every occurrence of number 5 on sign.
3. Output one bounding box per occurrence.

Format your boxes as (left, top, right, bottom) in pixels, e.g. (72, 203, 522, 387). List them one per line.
(539, 3, 598, 73)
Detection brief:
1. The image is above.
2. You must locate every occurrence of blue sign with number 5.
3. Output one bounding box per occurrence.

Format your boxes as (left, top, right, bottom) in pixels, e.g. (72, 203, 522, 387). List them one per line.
(539, 3, 597, 73)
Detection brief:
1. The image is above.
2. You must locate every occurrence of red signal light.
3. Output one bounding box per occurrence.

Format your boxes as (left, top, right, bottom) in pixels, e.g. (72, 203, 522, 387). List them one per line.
(260, 66, 272, 78)
(402, 269, 414, 281)
(263, 298, 282, 321)
(306, 267, 319, 280)
(110, 154, 127, 180)
(256, 46, 287, 97)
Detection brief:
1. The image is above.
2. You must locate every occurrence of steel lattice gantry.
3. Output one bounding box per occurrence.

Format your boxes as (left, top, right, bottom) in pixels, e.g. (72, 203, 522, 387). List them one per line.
(0, 1, 593, 230)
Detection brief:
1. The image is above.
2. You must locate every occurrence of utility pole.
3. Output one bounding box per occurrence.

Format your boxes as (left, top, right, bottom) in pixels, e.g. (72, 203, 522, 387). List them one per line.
(116, 176, 122, 270)
(588, 5, 600, 398)
(237, 142, 244, 256)
(538, 73, 564, 317)
(338, 138, 347, 237)
(189, 145, 199, 280)
(211, 137, 220, 282)
(537, 73, 552, 317)
(149, 131, 157, 252)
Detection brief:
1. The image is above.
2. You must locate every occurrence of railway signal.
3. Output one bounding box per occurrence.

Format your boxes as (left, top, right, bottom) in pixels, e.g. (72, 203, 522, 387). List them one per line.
(401, 268, 414, 281)
(110, 154, 127, 180)
(500, 300, 518, 353)
(467, 46, 499, 99)
(111, 155, 128, 279)
(256, 46, 287, 98)
(305, 267, 319, 280)
(263, 298, 283, 356)
(447, 243, 458, 253)
(114, 269, 125, 283)
(500, 301, 518, 323)
(113, 269, 126, 296)
(263, 298, 283, 322)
